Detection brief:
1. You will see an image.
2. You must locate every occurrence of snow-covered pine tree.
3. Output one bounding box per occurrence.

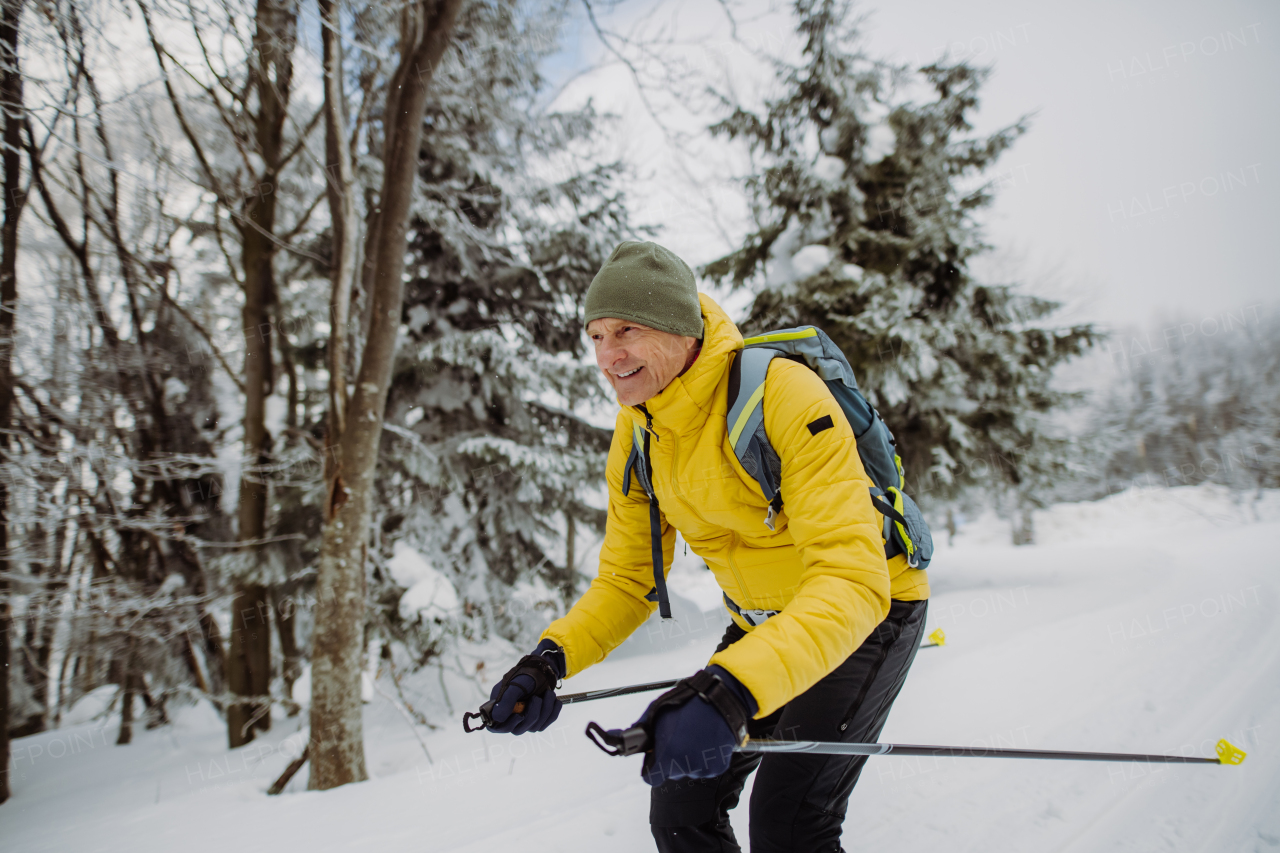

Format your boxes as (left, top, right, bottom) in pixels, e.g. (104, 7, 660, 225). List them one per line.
(704, 0, 1097, 524)
(6, 4, 241, 741)
(1095, 309, 1279, 501)
(364, 2, 631, 659)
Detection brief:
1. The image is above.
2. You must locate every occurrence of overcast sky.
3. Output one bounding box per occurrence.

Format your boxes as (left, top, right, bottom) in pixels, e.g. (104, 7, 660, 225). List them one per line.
(551, 0, 1278, 332)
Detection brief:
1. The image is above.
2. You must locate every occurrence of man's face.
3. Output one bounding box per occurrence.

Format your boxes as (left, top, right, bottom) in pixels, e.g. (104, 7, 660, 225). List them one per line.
(587, 317, 700, 406)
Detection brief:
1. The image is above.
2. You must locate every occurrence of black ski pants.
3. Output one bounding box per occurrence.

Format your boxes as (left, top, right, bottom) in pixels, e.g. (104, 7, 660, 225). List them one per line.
(650, 598, 928, 853)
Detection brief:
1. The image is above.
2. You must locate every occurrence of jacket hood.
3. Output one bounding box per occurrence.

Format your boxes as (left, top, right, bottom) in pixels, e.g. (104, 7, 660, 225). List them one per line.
(623, 293, 742, 435)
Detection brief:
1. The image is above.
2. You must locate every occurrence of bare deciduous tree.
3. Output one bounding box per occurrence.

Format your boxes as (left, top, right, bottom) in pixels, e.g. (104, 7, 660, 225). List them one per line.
(0, 0, 26, 806)
(308, 0, 463, 791)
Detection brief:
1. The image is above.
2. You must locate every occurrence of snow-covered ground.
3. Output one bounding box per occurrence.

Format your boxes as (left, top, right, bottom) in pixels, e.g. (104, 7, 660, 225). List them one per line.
(4, 484, 1278, 852)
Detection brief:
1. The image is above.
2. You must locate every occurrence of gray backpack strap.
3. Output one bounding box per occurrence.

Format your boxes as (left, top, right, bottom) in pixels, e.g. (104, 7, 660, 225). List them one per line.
(727, 348, 784, 530)
(728, 326, 934, 570)
(621, 424, 642, 498)
(742, 327, 860, 389)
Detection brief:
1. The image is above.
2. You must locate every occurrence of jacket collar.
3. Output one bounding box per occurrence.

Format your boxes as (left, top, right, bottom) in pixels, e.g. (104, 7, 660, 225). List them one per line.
(622, 293, 743, 437)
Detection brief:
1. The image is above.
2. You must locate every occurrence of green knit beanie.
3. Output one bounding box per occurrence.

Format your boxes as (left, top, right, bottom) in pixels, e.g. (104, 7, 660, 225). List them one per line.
(584, 241, 704, 339)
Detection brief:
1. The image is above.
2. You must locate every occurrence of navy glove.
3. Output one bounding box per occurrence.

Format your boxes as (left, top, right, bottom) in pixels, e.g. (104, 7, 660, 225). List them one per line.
(635, 665, 757, 787)
(486, 639, 566, 735)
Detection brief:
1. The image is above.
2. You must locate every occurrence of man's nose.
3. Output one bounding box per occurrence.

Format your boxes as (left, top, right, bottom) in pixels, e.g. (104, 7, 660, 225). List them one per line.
(598, 338, 626, 368)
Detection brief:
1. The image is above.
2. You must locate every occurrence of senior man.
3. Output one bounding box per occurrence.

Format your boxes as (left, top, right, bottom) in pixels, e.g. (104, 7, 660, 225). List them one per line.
(485, 241, 930, 852)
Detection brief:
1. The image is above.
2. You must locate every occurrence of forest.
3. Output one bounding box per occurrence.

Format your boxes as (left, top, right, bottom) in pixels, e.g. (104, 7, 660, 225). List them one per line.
(0, 0, 1275, 810)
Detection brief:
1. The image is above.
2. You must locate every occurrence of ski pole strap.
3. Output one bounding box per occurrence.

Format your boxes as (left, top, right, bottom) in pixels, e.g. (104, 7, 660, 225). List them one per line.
(585, 721, 650, 756)
(462, 653, 561, 732)
(584, 670, 751, 758)
(462, 708, 489, 733)
(640, 670, 750, 748)
(682, 669, 751, 746)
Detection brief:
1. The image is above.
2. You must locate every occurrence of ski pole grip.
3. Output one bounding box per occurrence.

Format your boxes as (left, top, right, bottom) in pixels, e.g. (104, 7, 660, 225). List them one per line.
(585, 721, 650, 756)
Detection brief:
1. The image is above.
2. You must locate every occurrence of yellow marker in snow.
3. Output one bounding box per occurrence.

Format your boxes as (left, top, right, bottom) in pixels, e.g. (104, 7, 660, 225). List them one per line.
(928, 628, 946, 647)
(1216, 739, 1247, 765)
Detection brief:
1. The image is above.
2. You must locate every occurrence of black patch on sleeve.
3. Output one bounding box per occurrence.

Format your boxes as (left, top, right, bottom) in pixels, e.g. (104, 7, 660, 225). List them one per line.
(806, 414, 834, 436)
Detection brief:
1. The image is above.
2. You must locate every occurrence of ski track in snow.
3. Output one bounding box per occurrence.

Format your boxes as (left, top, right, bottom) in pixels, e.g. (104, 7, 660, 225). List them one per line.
(2, 485, 1278, 852)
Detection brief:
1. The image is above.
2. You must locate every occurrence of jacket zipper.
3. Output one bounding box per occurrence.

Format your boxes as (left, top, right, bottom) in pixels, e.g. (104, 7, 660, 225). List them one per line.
(657, 420, 754, 607)
(725, 531, 751, 608)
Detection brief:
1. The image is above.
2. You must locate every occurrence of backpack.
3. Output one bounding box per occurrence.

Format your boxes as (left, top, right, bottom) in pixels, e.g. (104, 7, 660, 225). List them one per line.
(624, 325, 933, 620)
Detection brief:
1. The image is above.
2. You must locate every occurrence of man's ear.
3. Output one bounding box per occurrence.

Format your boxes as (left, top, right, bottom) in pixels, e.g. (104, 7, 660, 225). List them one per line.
(680, 337, 702, 375)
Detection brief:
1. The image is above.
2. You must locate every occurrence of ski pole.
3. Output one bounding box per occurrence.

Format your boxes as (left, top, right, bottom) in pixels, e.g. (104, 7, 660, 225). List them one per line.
(736, 738, 1245, 764)
(559, 679, 682, 706)
(463, 679, 680, 732)
(464, 632, 949, 732)
(584, 722, 1248, 766)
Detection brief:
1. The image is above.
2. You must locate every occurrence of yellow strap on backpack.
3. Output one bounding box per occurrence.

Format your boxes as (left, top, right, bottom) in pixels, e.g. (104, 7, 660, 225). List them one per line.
(884, 486, 915, 561)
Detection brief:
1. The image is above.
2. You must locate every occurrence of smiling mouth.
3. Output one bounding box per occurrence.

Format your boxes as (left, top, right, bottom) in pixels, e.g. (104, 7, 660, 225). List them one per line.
(616, 367, 643, 379)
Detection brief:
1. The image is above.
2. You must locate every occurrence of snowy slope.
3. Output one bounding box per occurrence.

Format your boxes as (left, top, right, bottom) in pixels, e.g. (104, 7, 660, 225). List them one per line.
(3, 484, 1278, 852)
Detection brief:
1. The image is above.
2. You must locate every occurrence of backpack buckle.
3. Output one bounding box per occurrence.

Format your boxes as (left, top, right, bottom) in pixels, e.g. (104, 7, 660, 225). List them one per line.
(763, 504, 778, 532)
(742, 608, 778, 627)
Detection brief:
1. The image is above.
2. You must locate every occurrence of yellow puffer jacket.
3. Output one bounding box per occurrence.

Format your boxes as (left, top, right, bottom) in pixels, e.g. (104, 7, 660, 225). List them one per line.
(541, 294, 930, 717)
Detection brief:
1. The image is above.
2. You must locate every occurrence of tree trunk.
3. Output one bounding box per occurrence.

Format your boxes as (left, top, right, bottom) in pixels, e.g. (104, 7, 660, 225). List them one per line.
(227, 583, 271, 744)
(181, 631, 210, 695)
(274, 587, 301, 714)
(308, 0, 462, 792)
(116, 685, 134, 745)
(563, 512, 576, 607)
(20, 596, 54, 733)
(0, 0, 26, 805)
(320, 0, 356, 436)
(1011, 496, 1035, 547)
(115, 646, 136, 746)
(53, 644, 72, 728)
(198, 611, 226, 699)
(273, 285, 304, 716)
(230, 217, 273, 745)
(227, 0, 298, 747)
